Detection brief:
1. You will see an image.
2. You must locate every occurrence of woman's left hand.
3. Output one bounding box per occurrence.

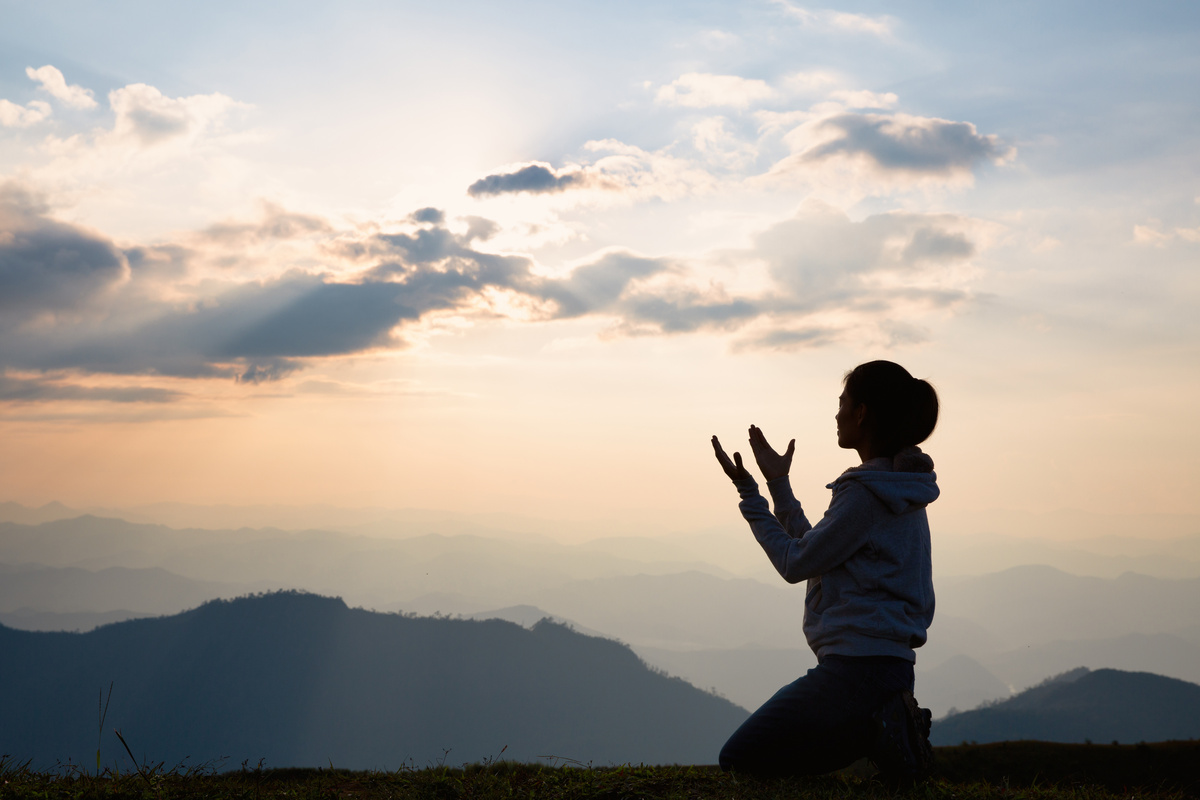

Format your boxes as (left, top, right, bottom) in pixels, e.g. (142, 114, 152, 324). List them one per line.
(748, 425, 795, 480)
(711, 435, 752, 481)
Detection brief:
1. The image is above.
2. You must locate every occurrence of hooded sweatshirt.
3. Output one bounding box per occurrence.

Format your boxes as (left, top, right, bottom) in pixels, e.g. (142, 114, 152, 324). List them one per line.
(732, 447, 938, 662)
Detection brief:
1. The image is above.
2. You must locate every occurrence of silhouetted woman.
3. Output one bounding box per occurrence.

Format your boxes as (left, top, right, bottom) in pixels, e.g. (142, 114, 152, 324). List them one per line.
(711, 360, 938, 783)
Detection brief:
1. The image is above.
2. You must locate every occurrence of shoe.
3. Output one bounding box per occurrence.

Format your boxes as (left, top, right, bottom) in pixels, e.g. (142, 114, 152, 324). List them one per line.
(869, 689, 933, 786)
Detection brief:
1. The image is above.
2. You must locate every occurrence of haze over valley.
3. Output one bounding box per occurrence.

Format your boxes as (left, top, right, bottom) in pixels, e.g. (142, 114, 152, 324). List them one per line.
(4, 501, 1199, 722)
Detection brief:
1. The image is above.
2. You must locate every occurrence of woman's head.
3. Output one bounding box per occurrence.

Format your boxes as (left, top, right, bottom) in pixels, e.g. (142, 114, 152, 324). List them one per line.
(840, 361, 939, 458)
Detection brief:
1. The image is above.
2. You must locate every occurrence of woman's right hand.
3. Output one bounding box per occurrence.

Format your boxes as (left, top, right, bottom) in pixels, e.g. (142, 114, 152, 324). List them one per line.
(711, 435, 751, 482)
(748, 425, 795, 480)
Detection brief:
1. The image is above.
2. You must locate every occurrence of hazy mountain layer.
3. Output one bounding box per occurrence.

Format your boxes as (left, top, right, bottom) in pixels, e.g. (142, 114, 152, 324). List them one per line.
(7, 514, 1200, 723)
(934, 566, 1200, 649)
(0, 517, 736, 610)
(0, 562, 268, 615)
(0, 592, 747, 770)
(7, 501, 1200, 580)
(0, 608, 155, 632)
(979, 632, 1200, 690)
(917, 655, 1011, 718)
(931, 668, 1200, 745)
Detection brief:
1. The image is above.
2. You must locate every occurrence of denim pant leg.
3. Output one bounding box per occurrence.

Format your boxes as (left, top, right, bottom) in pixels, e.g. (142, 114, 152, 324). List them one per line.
(718, 655, 914, 778)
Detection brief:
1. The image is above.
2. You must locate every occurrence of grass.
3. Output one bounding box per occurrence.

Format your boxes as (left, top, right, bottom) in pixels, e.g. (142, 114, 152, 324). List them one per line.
(2, 742, 1197, 800)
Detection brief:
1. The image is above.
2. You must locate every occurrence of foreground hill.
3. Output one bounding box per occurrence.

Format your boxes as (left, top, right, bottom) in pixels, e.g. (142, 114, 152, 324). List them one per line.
(0, 591, 748, 770)
(931, 667, 1200, 745)
(5, 743, 1200, 798)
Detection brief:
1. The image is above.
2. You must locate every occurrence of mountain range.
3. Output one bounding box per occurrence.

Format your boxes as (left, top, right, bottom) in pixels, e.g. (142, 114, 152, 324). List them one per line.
(5, 512, 1200, 720)
(931, 667, 1200, 745)
(0, 591, 747, 770)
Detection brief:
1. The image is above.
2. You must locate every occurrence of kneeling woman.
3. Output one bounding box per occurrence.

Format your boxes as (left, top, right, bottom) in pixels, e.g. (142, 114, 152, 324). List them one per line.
(711, 360, 938, 782)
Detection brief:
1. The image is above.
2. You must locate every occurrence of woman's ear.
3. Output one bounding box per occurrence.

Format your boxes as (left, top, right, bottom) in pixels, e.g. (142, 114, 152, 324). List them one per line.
(854, 402, 868, 426)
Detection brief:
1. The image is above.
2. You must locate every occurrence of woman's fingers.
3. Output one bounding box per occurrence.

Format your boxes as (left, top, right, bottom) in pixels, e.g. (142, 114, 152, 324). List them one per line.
(711, 435, 728, 459)
(712, 435, 748, 480)
(748, 424, 775, 454)
(712, 436, 734, 472)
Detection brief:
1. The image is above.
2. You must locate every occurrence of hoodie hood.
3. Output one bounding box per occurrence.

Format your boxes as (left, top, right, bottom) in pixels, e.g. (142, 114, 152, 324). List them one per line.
(829, 446, 939, 514)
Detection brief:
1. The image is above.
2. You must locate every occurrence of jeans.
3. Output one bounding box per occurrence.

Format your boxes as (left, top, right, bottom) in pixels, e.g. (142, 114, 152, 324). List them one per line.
(718, 655, 914, 778)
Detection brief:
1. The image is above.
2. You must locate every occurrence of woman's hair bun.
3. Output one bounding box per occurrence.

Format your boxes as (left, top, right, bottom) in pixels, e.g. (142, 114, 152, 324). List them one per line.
(843, 361, 939, 457)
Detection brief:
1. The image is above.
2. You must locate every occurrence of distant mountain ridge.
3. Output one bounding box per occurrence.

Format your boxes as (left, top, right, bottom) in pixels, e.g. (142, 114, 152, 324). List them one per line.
(0, 591, 747, 770)
(7, 513, 1200, 719)
(931, 668, 1200, 745)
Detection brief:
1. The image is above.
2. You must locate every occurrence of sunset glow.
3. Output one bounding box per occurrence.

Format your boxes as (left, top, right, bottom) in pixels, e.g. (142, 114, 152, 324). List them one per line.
(3, 1, 1198, 534)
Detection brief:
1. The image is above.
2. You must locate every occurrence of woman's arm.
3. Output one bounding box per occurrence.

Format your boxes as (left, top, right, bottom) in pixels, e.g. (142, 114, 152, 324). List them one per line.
(745, 425, 809, 538)
(715, 429, 867, 581)
(738, 480, 873, 583)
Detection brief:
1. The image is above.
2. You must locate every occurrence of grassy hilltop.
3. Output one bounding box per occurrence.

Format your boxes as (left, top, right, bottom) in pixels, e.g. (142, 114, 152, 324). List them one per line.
(4, 742, 1200, 800)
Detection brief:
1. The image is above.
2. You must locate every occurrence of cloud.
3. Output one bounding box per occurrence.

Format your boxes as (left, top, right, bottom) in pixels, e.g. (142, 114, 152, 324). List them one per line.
(655, 73, 776, 109)
(755, 204, 978, 301)
(469, 143, 716, 206)
(410, 207, 445, 224)
(0, 180, 990, 389)
(0, 373, 183, 403)
(0, 99, 52, 127)
(25, 65, 97, 109)
(794, 112, 1012, 174)
(762, 111, 1015, 194)
(828, 89, 898, 109)
(198, 202, 334, 246)
(0, 183, 127, 324)
(615, 291, 761, 334)
(467, 163, 598, 197)
(691, 117, 758, 169)
(579, 139, 718, 201)
(107, 83, 245, 147)
(1133, 221, 1200, 246)
(0, 199, 680, 383)
(536, 251, 670, 318)
(704, 204, 985, 349)
(771, 1, 896, 37)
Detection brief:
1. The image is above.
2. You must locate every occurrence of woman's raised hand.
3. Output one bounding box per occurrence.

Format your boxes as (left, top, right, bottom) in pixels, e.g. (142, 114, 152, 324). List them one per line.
(711, 435, 752, 481)
(748, 425, 795, 481)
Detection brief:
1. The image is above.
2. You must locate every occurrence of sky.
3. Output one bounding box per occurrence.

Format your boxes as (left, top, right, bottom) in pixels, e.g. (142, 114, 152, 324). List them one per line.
(1, 1, 1198, 537)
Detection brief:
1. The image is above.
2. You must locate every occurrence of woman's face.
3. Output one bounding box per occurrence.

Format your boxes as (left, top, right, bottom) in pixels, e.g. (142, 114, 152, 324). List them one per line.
(835, 390, 865, 450)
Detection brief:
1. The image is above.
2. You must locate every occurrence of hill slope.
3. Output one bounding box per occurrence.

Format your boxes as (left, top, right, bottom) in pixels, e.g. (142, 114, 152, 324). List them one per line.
(931, 667, 1200, 745)
(0, 592, 748, 770)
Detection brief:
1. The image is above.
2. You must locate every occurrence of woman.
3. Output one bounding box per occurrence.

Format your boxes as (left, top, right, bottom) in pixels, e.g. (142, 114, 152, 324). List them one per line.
(710, 360, 938, 783)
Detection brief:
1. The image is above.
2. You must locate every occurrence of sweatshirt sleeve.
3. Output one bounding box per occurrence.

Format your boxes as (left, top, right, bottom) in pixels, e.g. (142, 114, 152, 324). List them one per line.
(733, 476, 873, 584)
(765, 476, 811, 539)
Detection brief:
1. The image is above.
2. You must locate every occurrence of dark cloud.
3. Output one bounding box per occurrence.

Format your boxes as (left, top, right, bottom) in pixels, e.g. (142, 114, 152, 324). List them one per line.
(124, 244, 193, 278)
(537, 252, 668, 318)
(0, 194, 986, 388)
(801, 113, 1011, 174)
(467, 163, 592, 197)
(617, 293, 760, 334)
(1, 204, 672, 384)
(902, 227, 975, 262)
(410, 207, 445, 225)
(0, 185, 127, 324)
(0, 373, 184, 403)
(463, 216, 499, 242)
(20, 272, 422, 380)
(735, 327, 836, 351)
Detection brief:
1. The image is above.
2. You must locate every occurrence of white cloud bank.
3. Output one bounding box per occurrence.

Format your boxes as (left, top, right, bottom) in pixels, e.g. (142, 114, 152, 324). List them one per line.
(26, 65, 97, 109)
(0, 99, 51, 128)
(655, 73, 777, 109)
(769, 1, 896, 38)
